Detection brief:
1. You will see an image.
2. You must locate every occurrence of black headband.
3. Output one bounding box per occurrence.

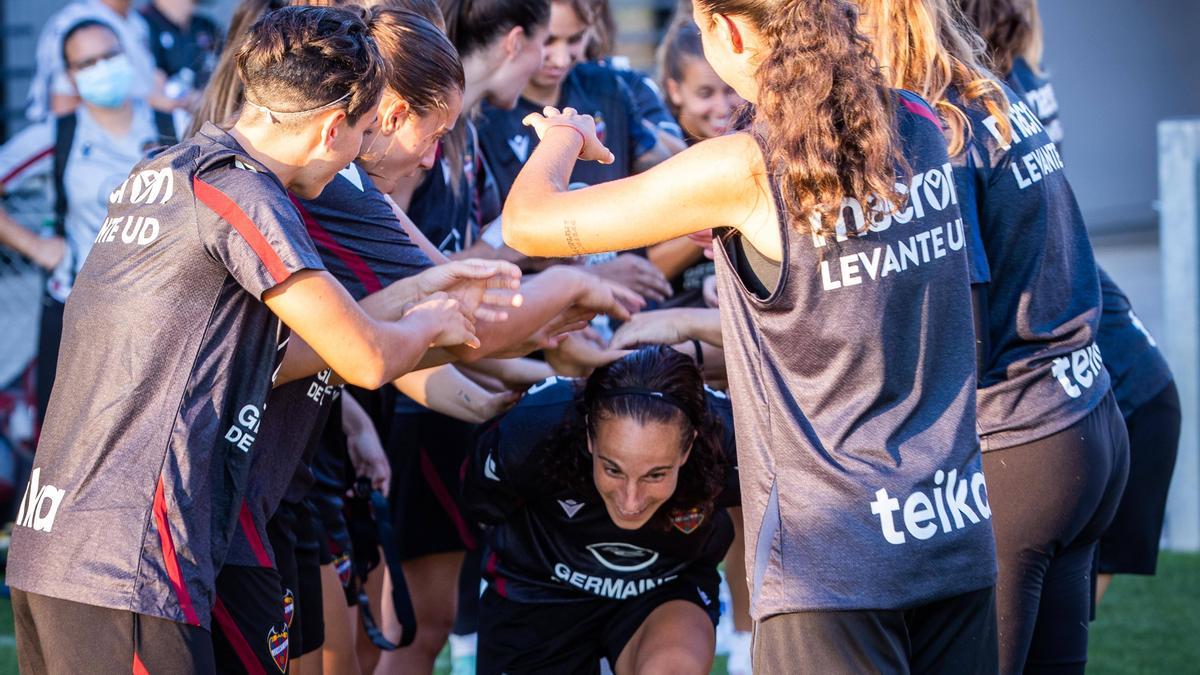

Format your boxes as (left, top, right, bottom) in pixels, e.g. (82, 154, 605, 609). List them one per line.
(592, 387, 694, 424)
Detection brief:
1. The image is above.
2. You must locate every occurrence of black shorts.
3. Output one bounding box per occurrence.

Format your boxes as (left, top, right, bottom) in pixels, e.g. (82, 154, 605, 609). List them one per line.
(751, 586, 998, 674)
(12, 589, 215, 674)
(386, 409, 479, 559)
(305, 485, 356, 606)
(213, 565, 293, 674)
(267, 500, 326, 656)
(1099, 380, 1181, 575)
(476, 571, 720, 675)
(984, 393, 1129, 673)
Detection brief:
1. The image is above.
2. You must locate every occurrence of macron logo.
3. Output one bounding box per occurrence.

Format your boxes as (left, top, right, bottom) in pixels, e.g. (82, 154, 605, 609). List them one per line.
(558, 499, 584, 518)
(508, 135, 530, 164)
(484, 454, 500, 481)
(16, 468, 66, 533)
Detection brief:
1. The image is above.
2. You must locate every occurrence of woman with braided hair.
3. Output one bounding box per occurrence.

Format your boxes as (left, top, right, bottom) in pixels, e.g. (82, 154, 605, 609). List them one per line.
(502, 0, 999, 671)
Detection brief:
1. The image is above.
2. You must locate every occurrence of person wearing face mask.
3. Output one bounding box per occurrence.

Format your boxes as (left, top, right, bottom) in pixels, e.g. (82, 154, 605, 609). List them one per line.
(6, 8, 506, 673)
(0, 19, 179, 433)
(465, 346, 738, 675)
(26, 0, 166, 121)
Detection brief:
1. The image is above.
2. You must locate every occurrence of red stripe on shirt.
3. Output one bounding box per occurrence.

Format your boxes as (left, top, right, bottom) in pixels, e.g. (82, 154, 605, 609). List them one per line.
(132, 652, 150, 675)
(0, 146, 52, 187)
(212, 599, 269, 675)
(194, 176, 292, 284)
(238, 501, 274, 568)
(418, 448, 478, 550)
(153, 477, 201, 626)
(289, 195, 383, 294)
(902, 98, 942, 128)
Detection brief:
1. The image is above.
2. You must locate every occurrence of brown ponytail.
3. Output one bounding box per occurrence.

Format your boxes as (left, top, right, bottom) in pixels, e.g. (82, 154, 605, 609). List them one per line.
(697, 0, 905, 240)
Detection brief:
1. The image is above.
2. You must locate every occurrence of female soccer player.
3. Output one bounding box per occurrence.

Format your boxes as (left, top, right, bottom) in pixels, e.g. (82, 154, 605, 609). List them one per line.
(501, 1, 999, 671)
(7, 6, 490, 673)
(849, 0, 1131, 670)
(961, 0, 1180, 614)
(465, 346, 738, 674)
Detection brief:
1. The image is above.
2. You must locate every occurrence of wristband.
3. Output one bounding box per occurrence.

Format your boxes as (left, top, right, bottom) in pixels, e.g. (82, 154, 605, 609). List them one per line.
(545, 123, 587, 158)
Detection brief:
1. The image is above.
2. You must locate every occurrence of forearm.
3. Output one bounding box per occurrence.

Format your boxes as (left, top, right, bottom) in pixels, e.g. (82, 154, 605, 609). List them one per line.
(462, 357, 555, 387)
(276, 314, 438, 389)
(0, 209, 41, 258)
(681, 308, 724, 347)
(452, 266, 585, 361)
(393, 365, 497, 424)
(340, 389, 374, 437)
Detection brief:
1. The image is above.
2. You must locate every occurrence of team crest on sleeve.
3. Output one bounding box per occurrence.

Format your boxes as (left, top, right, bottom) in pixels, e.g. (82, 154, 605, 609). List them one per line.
(282, 589, 295, 628)
(267, 624, 289, 673)
(670, 508, 705, 535)
(592, 112, 607, 144)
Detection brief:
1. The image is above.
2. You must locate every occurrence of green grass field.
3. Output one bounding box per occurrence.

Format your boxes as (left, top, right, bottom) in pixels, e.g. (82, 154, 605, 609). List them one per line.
(0, 553, 1196, 674)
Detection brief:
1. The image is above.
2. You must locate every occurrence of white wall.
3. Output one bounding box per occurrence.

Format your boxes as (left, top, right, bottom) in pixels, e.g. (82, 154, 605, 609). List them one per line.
(1041, 0, 1200, 232)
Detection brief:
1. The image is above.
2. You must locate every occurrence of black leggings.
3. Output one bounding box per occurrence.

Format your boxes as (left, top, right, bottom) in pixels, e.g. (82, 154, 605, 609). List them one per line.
(983, 393, 1129, 674)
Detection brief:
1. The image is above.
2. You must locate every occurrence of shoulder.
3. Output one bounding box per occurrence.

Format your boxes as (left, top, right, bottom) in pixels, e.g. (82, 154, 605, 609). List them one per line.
(497, 377, 579, 433)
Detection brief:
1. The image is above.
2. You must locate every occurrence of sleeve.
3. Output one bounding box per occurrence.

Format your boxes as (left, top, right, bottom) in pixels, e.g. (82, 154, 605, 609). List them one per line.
(462, 418, 532, 526)
(194, 165, 325, 298)
(0, 121, 55, 193)
(625, 71, 683, 141)
(618, 77, 660, 160)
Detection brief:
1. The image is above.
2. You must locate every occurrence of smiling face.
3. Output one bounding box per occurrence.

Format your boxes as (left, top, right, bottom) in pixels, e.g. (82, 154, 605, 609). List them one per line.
(589, 414, 692, 530)
(357, 88, 463, 193)
(667, 55, 745, 140)
(530, 1, 589, 92)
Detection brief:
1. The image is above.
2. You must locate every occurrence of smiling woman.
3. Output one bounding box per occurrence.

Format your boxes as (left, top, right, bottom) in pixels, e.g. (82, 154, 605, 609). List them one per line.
(463, 346, 739, 674)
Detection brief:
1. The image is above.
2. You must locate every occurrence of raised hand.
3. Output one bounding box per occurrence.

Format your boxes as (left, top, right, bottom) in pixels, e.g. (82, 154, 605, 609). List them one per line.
(414, 259, 523, 323)
(545, 327, 630, 378)
(522, 106, 616, 165)
(403, 292, 480, 349)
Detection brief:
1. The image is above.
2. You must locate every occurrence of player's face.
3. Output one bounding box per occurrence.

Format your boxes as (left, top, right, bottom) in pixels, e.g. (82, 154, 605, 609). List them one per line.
(531, 3, 589, 90)
(668, 56, 744, 141)
(487, 24, 549, 110)
(291, 109, 378, 199)
(358, 89, 463, 193)
(589, 417, 691, 530)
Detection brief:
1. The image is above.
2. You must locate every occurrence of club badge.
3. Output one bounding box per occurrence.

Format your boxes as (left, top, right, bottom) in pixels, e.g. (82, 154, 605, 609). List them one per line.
(267, 624, 289, 673)
(671, 508, 705, 535)
(282, 589, 295, 628)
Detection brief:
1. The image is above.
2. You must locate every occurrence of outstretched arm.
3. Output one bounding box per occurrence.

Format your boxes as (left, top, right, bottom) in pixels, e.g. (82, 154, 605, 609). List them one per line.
(502, 107, 771, 258)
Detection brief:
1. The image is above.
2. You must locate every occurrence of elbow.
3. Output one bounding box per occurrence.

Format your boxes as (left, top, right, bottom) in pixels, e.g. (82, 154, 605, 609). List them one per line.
(500, 200, 539, 256)
(340, 348, 392, 390)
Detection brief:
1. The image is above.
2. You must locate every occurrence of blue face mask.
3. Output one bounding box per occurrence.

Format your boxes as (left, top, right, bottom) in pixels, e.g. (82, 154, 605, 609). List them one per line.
(74, 54, 134, 108)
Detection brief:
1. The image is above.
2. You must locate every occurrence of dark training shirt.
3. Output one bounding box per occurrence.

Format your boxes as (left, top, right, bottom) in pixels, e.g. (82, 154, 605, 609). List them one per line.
(464, 376, 738, 604)
(1004, 65, 1173, 419)
(714, 92, 996, 619)
(225, 164, 434, 568)
(8, 123, 323, 628)
(950, 83, 1109, 450)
